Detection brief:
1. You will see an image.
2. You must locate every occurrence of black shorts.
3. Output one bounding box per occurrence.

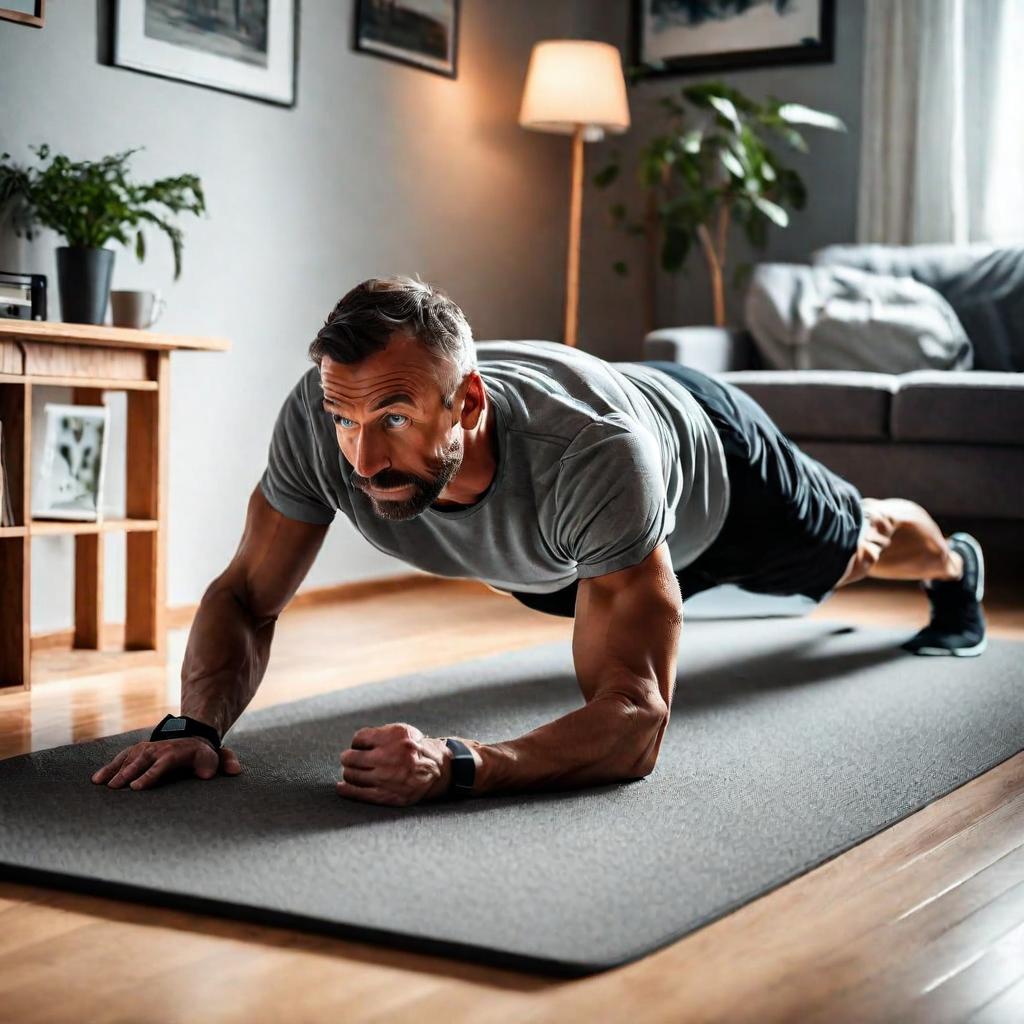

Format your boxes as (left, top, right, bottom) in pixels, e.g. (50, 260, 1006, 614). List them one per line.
(509, 360, 865, 617)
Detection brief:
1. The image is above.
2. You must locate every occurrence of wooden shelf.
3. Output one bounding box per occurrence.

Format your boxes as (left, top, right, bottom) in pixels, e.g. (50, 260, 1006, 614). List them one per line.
(0, 373, 159, 390)
(29, 518, 159, 537)
(0, 319, 231, 353)
(0, 320, 229, 691)
(2, 521, 157, 537)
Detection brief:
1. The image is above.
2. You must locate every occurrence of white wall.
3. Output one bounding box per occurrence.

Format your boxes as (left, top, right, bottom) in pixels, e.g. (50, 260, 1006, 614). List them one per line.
(1, 0, 584, 632)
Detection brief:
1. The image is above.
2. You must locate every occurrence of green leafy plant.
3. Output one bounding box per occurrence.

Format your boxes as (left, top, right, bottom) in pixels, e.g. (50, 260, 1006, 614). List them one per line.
(0, 143, 207, 281)
(594, 81, 846, 328)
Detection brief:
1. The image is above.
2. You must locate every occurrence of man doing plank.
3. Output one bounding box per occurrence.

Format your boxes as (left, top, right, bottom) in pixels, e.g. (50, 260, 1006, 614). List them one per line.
(92, 276, 986, 805)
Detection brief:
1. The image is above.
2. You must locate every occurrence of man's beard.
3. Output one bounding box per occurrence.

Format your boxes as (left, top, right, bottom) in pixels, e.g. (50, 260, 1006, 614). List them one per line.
(352, 436, 464, 521)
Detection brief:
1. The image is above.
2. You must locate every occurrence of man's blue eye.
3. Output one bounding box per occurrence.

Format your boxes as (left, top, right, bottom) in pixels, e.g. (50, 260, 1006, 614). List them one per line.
(331, 413, 408, 428)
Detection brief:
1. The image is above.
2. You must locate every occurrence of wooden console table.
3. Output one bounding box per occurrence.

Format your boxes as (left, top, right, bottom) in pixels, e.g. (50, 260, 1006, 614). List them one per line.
(0, 320, 230, 692)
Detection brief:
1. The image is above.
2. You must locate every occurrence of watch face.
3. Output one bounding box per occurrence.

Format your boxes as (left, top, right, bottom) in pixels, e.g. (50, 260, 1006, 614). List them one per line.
(163, 717, 187, 732)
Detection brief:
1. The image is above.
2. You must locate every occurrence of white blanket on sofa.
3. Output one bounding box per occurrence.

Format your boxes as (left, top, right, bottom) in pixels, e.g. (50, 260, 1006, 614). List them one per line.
(744, 263, 974, 372)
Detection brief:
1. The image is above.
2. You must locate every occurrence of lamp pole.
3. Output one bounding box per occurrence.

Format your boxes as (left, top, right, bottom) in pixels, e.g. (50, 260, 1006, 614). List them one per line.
(563, 124, 585, 348)
(518, 40, 630, 348)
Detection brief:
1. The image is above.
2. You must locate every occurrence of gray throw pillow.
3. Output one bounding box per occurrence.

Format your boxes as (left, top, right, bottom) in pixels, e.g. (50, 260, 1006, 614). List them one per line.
(745, 263, 974, 373)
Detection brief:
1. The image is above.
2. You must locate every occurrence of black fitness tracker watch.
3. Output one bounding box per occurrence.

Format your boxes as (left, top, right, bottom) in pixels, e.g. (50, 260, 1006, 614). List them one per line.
(443, 737, 476, 798)
(150, 713, 222, 752)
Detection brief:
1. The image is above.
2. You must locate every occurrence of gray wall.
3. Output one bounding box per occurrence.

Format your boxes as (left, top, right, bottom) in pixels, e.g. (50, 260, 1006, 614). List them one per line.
(1, 0, 584, 632)
(1, 0, 867, 633)
(575, 0, 867, 358)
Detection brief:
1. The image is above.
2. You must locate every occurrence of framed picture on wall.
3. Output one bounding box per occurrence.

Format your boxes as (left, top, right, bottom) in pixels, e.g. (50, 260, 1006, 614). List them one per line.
(631, 0, 835, 79)
(353, 0, 459, 79)
(0, 0, 44, 27)
(111, 0, 299, 108)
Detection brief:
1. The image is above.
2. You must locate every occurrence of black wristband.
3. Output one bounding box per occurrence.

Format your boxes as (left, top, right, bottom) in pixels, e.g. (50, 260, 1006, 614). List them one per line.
(443, 737, 476, 797)
(150, 713, 221, 751)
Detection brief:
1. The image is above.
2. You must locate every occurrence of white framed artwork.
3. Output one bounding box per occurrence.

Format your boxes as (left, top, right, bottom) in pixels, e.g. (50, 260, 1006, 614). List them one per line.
(112, 0, 299, 108)
(31, 404, 111, 522)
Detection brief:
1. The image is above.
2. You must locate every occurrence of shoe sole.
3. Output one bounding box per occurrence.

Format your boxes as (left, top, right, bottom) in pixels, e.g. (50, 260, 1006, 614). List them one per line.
(948, 531, 985, 603)
(904, 636, 988, 658)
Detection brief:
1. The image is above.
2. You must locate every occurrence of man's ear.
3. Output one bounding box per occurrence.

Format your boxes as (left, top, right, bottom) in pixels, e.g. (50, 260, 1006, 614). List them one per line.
(454, 371, 485, 429)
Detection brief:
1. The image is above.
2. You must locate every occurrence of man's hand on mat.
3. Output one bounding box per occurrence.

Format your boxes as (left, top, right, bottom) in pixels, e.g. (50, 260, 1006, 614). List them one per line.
(337, 723, 451, 806)
(90, 738, 242, 790)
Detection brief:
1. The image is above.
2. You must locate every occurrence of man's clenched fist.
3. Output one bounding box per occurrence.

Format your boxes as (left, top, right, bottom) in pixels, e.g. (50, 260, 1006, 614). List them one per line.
(337, 723, 451, 807)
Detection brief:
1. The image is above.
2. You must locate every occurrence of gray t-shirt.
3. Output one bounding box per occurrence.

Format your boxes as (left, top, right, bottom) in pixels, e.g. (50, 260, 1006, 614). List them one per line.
(258, 340, 729, 594)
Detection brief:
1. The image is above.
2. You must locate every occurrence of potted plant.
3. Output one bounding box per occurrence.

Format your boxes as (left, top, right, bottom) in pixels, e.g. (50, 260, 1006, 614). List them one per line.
(0, 144, 207, 325)
(593, 81, 846, 330)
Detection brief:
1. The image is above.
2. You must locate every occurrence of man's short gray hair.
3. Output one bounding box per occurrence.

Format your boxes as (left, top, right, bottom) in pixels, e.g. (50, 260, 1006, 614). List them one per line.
(308, 274, 477, 409)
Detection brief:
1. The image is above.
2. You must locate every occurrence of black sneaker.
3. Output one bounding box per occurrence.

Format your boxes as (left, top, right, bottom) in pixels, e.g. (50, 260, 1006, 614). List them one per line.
(902, 532, 987, 657)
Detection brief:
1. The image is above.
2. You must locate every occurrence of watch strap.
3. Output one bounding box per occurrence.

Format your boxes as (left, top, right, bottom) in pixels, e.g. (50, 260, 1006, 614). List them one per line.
(150, 713, 221, 751)
(444, 737, 475, 797)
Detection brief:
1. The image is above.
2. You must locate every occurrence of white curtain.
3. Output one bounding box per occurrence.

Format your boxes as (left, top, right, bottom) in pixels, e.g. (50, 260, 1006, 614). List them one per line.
(858, 0, 1024, 245)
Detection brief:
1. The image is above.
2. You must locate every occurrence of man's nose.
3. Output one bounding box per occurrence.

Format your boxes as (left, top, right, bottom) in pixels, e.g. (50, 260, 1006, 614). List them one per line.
(351, 430, 389, 480)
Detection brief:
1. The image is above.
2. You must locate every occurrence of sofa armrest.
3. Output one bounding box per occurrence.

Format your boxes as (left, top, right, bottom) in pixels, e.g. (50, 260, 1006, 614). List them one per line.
(643, 327, 759, 373)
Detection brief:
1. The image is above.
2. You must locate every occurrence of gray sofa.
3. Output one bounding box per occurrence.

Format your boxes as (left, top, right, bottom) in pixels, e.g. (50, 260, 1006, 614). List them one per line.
(644, 244, 1024, 578)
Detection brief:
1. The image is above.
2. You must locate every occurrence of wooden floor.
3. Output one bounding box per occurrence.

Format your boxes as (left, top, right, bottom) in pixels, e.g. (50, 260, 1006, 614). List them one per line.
(1, 576, 1022, 1023)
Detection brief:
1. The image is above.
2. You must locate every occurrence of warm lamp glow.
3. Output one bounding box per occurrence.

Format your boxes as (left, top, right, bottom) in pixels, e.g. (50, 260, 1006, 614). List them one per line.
(519, 40, 630, 139)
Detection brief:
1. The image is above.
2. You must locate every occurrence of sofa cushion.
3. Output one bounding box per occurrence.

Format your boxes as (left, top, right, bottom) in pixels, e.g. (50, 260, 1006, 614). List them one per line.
(721, 371, 898, 441)
(890, 370, 1024, 445)
(800, 441, 1024, 519)
(929, 247, 1024, 372)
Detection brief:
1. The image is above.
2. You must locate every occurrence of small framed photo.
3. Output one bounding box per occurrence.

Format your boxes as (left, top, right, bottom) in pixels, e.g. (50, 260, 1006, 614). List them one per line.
(32, 404, 111, 522)
(0, 0, 45, 29)
(631, 0, 835, 79)
(112, 0, 299, 108)
(353, 0, 459, 79)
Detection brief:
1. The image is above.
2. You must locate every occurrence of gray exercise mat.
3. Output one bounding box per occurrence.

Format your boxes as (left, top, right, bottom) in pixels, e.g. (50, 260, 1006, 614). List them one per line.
(0, 617, 1021, 976)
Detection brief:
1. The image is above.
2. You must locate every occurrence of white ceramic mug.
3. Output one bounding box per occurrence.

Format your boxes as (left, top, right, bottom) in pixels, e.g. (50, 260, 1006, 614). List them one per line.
(110, 289, 166, 329)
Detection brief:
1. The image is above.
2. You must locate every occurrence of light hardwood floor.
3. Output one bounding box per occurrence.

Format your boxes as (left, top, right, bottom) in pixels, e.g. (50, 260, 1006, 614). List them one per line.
(1, 577, 1022, 1023)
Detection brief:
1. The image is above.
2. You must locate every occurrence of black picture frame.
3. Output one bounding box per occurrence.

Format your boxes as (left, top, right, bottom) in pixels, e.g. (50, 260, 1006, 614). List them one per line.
(110, 0, 300, 110)
(630, 0, 835, 80)
(352, 0, 460, 80)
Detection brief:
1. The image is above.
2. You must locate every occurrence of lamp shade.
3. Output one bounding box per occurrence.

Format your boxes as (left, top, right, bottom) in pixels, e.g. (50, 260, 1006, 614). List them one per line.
(519, 40, 630, 138)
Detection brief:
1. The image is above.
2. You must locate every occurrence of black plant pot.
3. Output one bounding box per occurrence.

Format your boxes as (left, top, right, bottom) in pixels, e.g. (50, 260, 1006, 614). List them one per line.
(55, 246, 115, 325)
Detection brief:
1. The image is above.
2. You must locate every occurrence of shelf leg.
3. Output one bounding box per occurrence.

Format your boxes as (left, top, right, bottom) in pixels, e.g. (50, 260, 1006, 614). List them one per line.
(73, 533, 104, 650)
(72, 386, 105, 650)
(0, 536, 29, 691)
(0, 379, 30, 690)
(124, 352, 168, 654)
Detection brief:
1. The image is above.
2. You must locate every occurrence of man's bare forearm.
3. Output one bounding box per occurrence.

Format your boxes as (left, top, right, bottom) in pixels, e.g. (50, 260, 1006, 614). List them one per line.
(179, 579, 276, 738)
(456, 547, 681, 800)
(462, 686, 667, 796)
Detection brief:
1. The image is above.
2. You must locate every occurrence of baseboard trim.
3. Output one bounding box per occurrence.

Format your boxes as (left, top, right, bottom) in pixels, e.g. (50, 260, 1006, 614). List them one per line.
(28, 573, 448, 652)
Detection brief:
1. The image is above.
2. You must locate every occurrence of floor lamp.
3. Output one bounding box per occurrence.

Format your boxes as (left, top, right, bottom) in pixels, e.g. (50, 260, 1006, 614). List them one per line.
(519, 41, 631, 348)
